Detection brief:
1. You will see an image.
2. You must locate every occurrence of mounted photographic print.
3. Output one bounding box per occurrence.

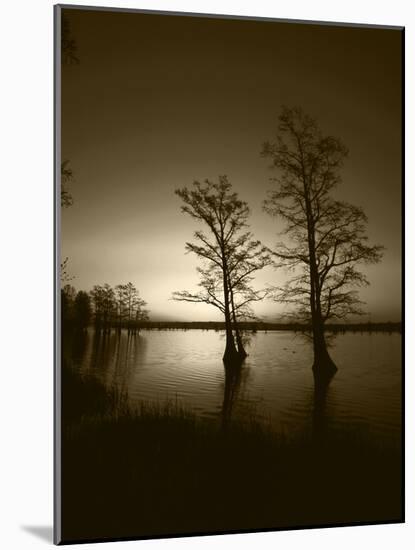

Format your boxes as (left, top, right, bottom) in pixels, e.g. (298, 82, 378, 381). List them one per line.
(54, 4, 404, 544)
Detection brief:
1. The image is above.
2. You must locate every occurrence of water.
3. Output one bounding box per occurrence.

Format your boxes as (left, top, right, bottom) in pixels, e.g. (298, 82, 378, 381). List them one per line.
(66, 329, 401, 448)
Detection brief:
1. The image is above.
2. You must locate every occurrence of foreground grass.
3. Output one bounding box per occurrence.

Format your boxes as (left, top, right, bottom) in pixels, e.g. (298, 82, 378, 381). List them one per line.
(61, 364, 402, 543)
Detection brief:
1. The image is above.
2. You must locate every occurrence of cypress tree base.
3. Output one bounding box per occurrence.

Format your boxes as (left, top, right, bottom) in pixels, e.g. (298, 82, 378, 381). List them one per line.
(312, 350, 338, 385)
(223, 349, 245, 368)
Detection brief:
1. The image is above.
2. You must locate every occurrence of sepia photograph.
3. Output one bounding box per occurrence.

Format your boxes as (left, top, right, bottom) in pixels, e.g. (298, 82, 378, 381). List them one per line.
(56, 5, 403, 544)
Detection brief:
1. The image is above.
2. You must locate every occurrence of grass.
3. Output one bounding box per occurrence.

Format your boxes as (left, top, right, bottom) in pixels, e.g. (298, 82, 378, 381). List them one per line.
(60, 362, 402, 543)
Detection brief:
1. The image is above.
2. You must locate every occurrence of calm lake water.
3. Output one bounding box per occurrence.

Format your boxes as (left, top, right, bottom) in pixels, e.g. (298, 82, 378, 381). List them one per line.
(67, 329, 401, 448)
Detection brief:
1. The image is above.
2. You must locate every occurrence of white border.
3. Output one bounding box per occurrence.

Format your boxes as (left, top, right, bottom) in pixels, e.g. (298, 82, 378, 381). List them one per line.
(0, 1, 411, 549)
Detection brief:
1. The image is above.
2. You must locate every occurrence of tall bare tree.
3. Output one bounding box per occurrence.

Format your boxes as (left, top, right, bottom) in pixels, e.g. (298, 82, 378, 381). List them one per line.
(261, 106, 383, 378)
(173, 176, 269, 364)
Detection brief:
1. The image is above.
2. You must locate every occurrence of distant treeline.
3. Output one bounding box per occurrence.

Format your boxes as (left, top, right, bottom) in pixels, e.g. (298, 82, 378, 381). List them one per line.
(61, 282, 149, 335)
(135, 321, 402, 333)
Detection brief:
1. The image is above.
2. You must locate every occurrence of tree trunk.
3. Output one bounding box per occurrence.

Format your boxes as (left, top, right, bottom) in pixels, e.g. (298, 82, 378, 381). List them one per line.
(228, 275, 247, 359)
(222, 268, 238, 364)
(303, 180, 337, 380)
(311, 317, 337, 379)
(223, 317, 238, 363)
(234, 329, 247, 359)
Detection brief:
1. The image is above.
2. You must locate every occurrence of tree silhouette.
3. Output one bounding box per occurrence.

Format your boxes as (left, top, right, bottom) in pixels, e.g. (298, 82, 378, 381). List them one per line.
(90, 282, 149, 335)
(173, 176, 270, 364)
(115, 284, 128, 332)
(262, 106, 383, 378)
(123, 282, 149, 335)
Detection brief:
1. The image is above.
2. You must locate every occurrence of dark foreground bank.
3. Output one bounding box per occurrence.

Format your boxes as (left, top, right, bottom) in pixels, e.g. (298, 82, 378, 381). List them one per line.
(60, 363, 402, 543)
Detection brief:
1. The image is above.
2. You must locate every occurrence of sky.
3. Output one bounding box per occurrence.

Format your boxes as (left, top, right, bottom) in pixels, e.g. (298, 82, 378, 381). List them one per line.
(61, 8, 402, 322)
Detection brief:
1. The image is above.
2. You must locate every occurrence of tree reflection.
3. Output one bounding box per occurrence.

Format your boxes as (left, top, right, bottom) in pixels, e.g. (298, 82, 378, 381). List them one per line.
(89, 329, 115, 372)
(87, 329, 148, 393)
(312, 366, 337, 444)
(221, 364, 245, 430)
(111, 332, 148, 390)
(69, 329, 89, 365)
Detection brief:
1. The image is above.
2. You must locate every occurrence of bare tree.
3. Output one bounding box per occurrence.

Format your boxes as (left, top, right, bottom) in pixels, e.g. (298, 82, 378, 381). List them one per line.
(123, 282, 149, 335)
(91, 282, 149, 335)
(90, 284, 115, 333)
(173, 176, 270, 364)
(262, 106, 383, 378)
(115, 284, 128, 333)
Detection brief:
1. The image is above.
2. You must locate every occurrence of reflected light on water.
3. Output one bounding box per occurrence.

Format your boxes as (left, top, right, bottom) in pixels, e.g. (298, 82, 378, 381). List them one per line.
(66, 329, 401, 448)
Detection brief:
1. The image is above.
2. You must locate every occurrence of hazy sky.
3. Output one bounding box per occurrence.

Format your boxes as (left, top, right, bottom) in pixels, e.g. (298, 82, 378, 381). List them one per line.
(61, 8, 402, 322)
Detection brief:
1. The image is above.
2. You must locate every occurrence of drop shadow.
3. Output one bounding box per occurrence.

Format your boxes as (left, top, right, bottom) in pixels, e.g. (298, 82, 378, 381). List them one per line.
(21, 525, 53, 543)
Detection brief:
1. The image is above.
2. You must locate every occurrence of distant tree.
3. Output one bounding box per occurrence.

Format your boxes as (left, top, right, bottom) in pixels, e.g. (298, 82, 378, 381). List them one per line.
(90, 284, 113, 332)
(101, 284, 116, 333)
(134, 297, 149, 333)
(123, 282, 149, 334)
(262, 106, 383, 378)
(124, 282, 137, 333)
(173, 176, 270, 364)
(73, 291, 92, 331)
(115, 284, 128, 332)
(90, 282, 149, 334)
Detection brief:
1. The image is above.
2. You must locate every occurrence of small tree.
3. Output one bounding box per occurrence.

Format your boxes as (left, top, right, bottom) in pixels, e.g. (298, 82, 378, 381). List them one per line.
(173, 176, 269, 364)
(262, 107, 383, 378)
(133, 295, 149, 334)
(90, 284, 115, 333)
